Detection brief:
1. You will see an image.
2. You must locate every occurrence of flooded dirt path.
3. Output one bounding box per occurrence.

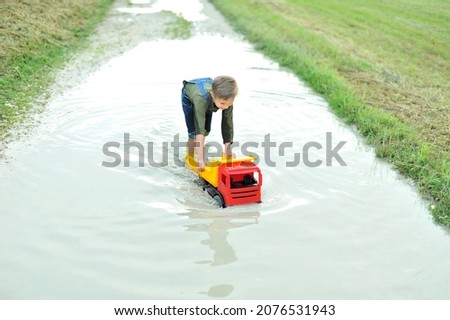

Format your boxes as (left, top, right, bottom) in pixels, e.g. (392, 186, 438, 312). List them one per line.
(1, 0, 450, 299)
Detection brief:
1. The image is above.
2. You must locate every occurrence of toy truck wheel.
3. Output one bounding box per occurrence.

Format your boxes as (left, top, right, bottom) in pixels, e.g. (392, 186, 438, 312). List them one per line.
(213, 194, 226, 208)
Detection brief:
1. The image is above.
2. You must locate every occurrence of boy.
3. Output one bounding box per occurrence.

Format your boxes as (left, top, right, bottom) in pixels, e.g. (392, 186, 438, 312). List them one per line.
(181, 76, 238, 171)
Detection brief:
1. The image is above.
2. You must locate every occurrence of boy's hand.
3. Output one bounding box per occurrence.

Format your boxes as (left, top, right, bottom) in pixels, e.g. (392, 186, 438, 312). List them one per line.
(225, 152, 235, 159)
(224, 142, 233, 159)
(197, 161, 206, 172)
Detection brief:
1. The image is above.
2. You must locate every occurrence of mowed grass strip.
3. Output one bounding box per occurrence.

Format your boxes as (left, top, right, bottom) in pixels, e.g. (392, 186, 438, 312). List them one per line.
(0, 0, 114, 140)
(210, 0, 450, 227)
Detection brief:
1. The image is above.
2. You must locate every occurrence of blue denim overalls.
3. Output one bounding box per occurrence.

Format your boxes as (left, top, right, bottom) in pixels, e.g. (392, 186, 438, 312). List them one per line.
(181, 78, 213, 139)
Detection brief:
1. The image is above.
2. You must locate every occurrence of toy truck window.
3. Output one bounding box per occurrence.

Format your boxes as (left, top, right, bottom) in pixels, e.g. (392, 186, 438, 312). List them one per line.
(229, 173, 258, 188)
(253, 172, 260, 185)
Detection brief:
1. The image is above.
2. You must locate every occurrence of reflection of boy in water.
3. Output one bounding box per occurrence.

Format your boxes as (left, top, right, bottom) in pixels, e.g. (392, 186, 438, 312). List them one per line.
(202, 221, 237, 266)
(185, 217, 258, 266)
(181, 76, 238, 171)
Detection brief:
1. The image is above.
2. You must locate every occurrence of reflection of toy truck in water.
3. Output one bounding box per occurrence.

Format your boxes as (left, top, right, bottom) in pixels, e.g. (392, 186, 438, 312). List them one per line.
(186, 154, 262, 208)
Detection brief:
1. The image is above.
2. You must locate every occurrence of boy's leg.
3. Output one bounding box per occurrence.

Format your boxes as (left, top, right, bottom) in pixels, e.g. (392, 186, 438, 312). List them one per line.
(182, 88, 196, 156)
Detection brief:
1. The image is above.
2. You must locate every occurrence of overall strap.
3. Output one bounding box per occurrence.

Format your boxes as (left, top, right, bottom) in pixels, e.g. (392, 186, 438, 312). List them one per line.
(184, 77, 213, 101)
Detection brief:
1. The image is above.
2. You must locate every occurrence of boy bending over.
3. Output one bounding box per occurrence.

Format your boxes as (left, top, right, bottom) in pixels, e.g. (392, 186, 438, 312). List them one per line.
(181, 76, 238, 171)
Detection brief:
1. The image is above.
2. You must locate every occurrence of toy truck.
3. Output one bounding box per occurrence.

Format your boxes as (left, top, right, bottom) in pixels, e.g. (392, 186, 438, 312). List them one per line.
(185, 153, 262, 208)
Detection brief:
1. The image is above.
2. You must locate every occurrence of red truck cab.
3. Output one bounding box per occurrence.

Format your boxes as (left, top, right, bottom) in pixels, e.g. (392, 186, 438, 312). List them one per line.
(186, 154, 263, 208)
(217, 160, 262, 207)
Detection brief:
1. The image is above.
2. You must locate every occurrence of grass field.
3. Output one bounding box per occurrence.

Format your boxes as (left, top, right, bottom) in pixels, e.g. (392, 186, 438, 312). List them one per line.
(210, 0, 450, 227)
(0, 0, 114, 141)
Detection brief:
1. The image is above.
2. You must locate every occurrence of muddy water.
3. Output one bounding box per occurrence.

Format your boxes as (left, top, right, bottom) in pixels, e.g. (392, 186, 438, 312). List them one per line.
(1, 0, 450, 299)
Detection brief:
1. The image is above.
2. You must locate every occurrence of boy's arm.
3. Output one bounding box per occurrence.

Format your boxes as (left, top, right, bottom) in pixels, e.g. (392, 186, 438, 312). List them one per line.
(192, 96, 209, 137)
(195, 134, 205, 171)
(222, 105, 234, 157)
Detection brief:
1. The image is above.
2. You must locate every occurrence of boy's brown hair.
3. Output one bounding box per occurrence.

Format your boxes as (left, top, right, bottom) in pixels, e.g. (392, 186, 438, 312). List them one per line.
(212, 76, 238, 100)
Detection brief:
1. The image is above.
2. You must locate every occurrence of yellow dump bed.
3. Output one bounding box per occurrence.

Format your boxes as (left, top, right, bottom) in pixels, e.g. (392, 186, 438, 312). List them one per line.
(185, 153, 255, 188)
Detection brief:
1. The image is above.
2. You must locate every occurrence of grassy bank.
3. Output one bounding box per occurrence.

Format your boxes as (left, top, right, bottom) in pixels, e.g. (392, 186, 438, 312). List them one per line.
(0, 0, 114, 141)
(210, 0, 450, 226)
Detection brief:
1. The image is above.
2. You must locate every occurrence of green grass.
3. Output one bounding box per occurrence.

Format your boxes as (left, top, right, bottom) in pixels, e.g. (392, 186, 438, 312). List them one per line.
(163, 11, 193, 39)
(0, 0, 114, 141)
(210, 0, 450, 227)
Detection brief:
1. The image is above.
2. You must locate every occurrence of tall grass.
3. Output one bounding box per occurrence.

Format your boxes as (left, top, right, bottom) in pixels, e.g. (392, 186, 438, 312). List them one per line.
(0, 0, 114, 140)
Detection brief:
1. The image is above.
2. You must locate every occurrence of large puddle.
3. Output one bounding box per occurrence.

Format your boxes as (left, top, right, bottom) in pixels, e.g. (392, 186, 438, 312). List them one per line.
(1, 0, 450, 299)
